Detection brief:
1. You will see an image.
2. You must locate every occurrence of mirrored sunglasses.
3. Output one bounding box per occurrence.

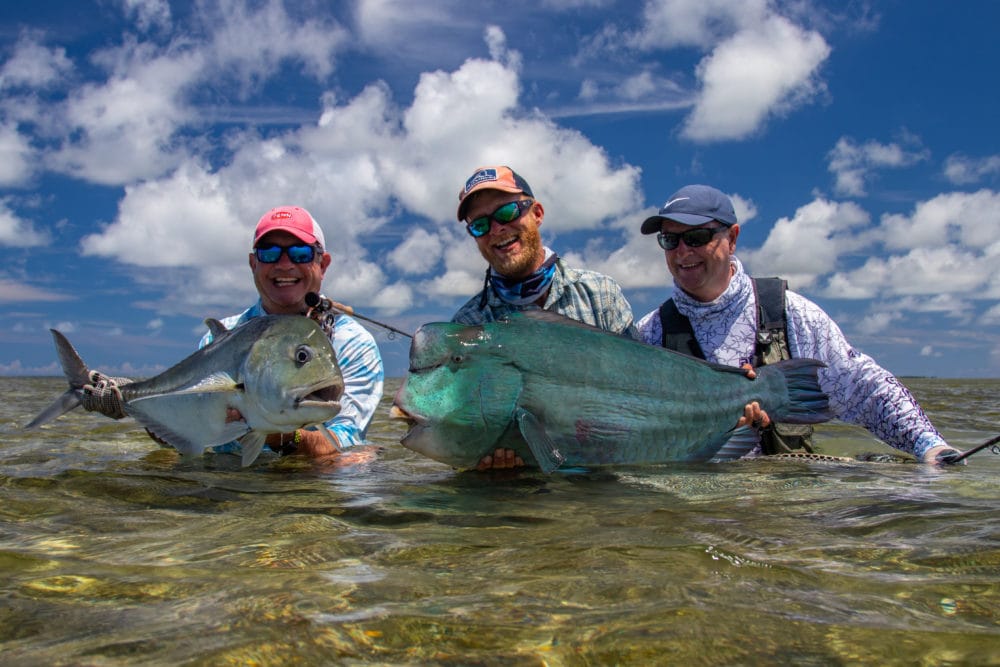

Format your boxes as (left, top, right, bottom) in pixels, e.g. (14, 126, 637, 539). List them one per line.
(656, 226, 729, 251)
(254, 243, 319, 264)
(466, 200, 535, 238)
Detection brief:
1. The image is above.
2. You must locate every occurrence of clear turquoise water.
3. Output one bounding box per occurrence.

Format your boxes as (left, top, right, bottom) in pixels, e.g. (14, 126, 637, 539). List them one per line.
(1, 376, 998, 665)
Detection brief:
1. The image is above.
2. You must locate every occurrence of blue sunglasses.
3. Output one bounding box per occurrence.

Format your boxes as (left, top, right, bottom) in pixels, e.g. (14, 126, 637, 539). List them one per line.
(466, 200, 535, 238)
(254, 243, 320, 264)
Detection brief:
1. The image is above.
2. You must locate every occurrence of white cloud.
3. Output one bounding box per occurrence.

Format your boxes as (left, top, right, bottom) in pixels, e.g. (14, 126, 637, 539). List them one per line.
(0, 123, 35, 186)
(0, 199, 47, 246)
(741, 198, 870, 289)
(49, 46, 203, 185)
(203, 0, 348, 86)
(943, 153, 1000, 185)
(388, 228, 444, 275)
(633, 0, 769, 48)
(681, 16, 830, 141)
(73, 33, 642, 315)
(878, 189, 1000, 251)
(827, 135, 930, 197)
(0, 33, 73, 90)
(826, 247, 990, 299)
(123, 0, 172, 32)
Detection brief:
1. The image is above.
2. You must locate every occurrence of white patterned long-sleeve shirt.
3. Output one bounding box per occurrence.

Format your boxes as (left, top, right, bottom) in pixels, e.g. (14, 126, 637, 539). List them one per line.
(636, 258, 948, 459)
(200, 300, 384, 450)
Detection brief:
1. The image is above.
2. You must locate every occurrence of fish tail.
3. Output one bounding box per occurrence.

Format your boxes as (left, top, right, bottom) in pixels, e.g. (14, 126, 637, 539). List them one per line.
(767, 358, 833, 424)
(23, 330, 90, 429)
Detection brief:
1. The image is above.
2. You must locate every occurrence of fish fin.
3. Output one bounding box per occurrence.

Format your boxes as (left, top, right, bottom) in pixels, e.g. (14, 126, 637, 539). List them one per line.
(515, 407, 565, 473)
(239, 432, 268, 466)
(709, 426, 761, 462)
(126, 394, 248, 454)
(24, 329, 92, 429)
(204, 318, 232, 343)
(24, 390, 82, 429)
(763, 359, 834, 424)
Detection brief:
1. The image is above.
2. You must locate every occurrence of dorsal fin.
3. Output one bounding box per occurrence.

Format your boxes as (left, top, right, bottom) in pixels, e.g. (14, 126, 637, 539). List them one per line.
(204, 318, 231, 344)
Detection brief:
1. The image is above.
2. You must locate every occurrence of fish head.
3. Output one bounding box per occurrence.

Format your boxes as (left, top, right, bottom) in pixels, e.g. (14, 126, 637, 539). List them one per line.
(240, 316, 344, 430)
(390, 321, 523, 469)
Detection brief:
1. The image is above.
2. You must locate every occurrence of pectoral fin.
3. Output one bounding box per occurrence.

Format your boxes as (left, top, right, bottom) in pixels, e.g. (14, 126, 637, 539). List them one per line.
(126, 392, 249, 455)
(238, 432, 268, 466)
(708, 425, 760, 462)
(515, 408, 565, 473)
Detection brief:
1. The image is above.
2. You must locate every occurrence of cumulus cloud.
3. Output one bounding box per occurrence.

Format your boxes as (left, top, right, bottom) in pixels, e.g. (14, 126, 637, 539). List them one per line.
(72, 29, 641, 315)
(0, 33, 73, 90)
(943, 153, 1000, 185)
(681, 16, 830, 141)
(388, 228, 444, 275)
(878, 189, 1000, 251)
(827, 135, 930, 197)
(741, 198, 870, 289)
(0, 199, 46, 246)
(123, 0, 172, 32)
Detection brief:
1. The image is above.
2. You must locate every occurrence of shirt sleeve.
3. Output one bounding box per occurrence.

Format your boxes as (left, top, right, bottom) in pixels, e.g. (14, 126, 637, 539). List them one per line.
(636, 308, 663, 346)
(321, 315, 385, 448)
(784, 291, 947, 459)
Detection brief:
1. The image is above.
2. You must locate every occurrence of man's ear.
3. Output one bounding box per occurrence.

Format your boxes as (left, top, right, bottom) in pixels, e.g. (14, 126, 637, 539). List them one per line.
(532, 201, 545, 226)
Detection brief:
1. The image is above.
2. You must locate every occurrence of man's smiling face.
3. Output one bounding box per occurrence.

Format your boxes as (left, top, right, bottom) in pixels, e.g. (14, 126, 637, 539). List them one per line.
(250, 230, 330, 314)
(465, 189, 545, 280)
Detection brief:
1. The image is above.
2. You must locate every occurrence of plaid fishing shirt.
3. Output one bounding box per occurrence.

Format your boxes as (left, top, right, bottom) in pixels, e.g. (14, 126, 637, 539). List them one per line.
(452, 259, 637, 338)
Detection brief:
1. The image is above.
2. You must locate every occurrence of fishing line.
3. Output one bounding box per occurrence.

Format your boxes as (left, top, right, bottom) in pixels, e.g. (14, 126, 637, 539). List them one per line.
(305, 292, 413, 339)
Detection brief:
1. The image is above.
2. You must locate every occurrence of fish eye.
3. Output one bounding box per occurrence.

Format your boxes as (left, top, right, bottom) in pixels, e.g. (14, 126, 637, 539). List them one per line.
(451, 354, 464, 364)
(295, 345, 315, 365)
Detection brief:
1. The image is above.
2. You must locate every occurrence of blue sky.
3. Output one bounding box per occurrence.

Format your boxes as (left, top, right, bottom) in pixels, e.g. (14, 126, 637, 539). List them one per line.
(1, 0, 998, 380)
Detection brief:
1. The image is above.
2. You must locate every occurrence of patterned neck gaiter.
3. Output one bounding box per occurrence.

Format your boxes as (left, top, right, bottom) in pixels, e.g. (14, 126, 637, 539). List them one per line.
(489, 247, 559, 306)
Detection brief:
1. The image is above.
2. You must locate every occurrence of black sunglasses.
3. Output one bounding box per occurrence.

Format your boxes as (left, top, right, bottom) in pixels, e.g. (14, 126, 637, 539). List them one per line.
(466, 200, 535, 238)
(254, 243, 320, 264)
(656, 226, 730, 251)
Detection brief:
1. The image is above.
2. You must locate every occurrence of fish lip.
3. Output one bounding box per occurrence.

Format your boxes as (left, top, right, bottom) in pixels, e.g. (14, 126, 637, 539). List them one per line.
(295, 378, 344, 408)
(389, 403, 426, 443)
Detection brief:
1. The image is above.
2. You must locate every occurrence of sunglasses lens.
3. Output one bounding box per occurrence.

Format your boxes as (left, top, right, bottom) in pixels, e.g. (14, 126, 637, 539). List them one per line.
(255, 245, 283, 262)
(286, 245, 316, 263)
(657, 233, 679, 250)
(684, 229, 714, 247)
(492, 201, 522, 222)
(467, 218, 490, 237)
(657, 228, 725, 250)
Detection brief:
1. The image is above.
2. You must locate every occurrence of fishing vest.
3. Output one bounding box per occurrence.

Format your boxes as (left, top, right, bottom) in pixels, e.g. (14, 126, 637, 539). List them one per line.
(658, 277, 814, 455)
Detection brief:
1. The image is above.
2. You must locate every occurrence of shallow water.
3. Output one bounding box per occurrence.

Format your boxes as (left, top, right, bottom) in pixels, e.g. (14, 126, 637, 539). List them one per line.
(1, 376, 998, 666)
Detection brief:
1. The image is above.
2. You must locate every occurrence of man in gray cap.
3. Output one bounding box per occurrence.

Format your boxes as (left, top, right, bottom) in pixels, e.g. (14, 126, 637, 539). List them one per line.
(637, 184, 964, 465)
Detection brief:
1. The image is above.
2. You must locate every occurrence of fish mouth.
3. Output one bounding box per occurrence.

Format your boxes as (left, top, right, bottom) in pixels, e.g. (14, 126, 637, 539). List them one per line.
(389, 403, 426, 443)
(296, 379, 344, 409)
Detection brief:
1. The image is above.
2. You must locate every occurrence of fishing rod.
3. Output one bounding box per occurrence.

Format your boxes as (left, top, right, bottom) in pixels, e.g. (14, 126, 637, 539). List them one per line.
(940, 433, 1000, 464)
(305, 292, 413, 339)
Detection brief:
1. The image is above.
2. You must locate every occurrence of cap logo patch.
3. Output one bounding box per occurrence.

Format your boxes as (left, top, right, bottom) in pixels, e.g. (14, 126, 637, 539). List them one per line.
(464, 168, 498, 194)
(272, 211, 293, 220)
(663, 197, 689, 209)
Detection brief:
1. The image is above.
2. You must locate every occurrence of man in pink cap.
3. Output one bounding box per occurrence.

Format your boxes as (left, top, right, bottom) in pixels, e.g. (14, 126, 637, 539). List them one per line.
(199, 205, 384, 463)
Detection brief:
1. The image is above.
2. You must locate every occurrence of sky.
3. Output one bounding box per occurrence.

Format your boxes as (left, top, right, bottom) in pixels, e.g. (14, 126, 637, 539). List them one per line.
(1, 0, 999, 381)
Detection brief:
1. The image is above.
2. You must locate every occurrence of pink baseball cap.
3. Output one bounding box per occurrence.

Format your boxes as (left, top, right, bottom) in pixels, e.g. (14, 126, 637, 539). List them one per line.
(252, 206, 326, 248)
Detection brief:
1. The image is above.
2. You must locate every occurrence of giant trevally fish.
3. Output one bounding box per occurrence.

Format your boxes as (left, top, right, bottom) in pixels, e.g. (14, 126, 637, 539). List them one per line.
(25, 316, 344, 466)
(390, 311, 833, 472)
